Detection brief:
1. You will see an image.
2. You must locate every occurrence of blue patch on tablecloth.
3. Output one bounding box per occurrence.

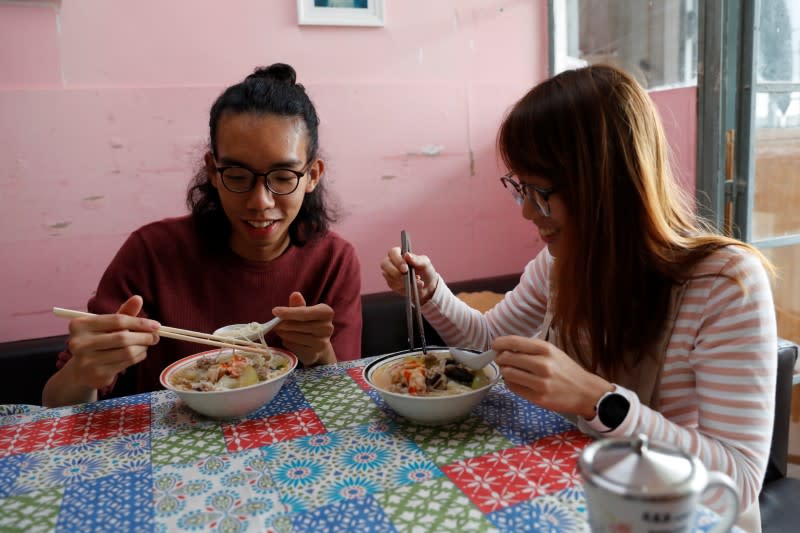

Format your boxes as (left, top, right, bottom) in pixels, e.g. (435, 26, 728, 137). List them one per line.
(487, 496, 585, 532)
(0, 455, 23, 498)
(57, 468, 154, 532)
(290, 494, 398, 532)
(80, 393, 150, 412)
(693, 505, 730, 532)
(246, 377, 310, 420)
(294, 363, 349, 382)
(474, 388, 574, 444)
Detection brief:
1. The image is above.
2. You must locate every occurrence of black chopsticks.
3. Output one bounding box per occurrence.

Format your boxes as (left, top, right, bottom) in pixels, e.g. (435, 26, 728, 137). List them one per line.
(401, 230, 428, 354)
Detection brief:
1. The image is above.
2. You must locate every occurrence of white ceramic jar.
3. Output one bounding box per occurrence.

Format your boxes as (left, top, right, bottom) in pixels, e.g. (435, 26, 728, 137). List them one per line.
(579, 434, 739, 533)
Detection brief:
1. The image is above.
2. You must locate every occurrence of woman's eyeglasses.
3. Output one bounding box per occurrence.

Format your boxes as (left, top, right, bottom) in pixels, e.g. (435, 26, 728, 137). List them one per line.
(215, 163, 310, 195)
(500, 173, 558, 217)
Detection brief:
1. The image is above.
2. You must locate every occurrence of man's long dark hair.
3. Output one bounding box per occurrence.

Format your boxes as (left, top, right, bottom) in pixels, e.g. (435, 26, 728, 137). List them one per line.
(186, 63, 337, 247)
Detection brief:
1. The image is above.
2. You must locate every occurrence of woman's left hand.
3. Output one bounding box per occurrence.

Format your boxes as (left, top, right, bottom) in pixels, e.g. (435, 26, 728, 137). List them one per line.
(493, 335, 613, 418)
(272, 292, 336, 366)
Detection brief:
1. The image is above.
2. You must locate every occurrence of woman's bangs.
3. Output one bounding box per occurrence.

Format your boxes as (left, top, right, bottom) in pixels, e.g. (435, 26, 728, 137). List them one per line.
(499, 92, 561, 180)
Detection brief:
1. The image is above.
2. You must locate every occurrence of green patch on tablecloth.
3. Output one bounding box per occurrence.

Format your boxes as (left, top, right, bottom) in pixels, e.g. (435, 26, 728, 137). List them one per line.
(298, 375, 386, 430)
(0, 488, 63, 532)
(151, 426, 226, 465)
(377, 476, 497, 532)
(396, 414, 515, 465)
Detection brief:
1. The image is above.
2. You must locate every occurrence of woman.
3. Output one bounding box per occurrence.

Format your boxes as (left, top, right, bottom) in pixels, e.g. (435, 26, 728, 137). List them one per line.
(381, 65, 775, 531)
(44, 63, 362, 407)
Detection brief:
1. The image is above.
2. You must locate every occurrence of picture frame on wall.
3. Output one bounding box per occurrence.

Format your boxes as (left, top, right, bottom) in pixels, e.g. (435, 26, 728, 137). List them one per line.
(297, 0, 385, 27)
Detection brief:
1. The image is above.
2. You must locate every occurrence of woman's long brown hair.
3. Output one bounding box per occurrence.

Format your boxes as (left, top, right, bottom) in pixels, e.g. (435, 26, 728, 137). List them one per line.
(497, 64, 771, 379)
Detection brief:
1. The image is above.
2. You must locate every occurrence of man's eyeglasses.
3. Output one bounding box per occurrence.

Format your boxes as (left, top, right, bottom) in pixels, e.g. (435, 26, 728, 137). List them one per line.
(215, 163, 310, 195)
(500, 173, 558, 217)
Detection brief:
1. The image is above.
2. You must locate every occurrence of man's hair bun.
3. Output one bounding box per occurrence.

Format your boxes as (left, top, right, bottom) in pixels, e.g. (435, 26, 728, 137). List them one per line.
(247, 63, 296, 84)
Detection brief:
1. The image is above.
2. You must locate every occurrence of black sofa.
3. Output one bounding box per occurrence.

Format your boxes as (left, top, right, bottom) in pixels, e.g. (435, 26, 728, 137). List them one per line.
(1, 273, 798, 531)
(759, 339, 800, 532)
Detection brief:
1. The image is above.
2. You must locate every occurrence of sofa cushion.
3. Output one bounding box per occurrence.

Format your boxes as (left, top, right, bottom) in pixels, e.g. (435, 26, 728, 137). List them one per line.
(456, 291, 505, 313)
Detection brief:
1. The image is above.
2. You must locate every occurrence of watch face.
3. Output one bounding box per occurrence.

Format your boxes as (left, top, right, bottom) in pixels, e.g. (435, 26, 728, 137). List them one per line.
(598, 393, 630, 430)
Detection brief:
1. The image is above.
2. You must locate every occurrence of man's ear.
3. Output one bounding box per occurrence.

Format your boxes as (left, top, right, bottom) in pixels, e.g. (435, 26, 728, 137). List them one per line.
(304, 158, 323, 193)
(204, 152, 219, 188)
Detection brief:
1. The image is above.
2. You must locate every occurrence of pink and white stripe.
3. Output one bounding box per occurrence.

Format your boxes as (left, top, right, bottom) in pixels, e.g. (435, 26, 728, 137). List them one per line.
(422, 246, 777, 515)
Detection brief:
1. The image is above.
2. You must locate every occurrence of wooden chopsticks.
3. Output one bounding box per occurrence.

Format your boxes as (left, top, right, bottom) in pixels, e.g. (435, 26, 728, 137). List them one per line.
(52, 307, 271, 356)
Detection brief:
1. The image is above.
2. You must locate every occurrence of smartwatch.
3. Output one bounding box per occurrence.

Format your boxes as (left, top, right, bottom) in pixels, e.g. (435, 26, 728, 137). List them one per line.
(595, 391, 630, 433)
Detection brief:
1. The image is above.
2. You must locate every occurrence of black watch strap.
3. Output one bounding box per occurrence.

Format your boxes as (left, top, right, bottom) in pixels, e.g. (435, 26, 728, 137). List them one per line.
(596, 392, 630, 432)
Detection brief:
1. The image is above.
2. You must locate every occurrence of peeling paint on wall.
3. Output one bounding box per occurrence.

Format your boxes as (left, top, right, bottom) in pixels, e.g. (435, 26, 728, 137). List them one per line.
(469, 150, 476, 176)
(406, 144, 444, 157)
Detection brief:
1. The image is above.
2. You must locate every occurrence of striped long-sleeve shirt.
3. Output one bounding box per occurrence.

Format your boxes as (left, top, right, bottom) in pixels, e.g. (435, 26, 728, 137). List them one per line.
(421, 246, 777, 518)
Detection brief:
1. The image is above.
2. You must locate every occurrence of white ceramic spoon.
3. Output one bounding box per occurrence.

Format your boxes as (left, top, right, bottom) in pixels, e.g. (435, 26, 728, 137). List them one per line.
(213, 317, 282, 341)
(448, 347, 498, 370)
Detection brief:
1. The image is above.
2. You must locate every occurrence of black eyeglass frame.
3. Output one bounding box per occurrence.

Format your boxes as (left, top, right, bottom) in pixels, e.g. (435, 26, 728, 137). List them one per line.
(215, 162, 312, 195)
(499, 173, 558, 217)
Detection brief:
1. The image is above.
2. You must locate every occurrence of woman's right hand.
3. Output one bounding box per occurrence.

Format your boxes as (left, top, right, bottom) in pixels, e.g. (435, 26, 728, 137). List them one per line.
(380, 246, 440, 305)
(63, 295, 161, 390)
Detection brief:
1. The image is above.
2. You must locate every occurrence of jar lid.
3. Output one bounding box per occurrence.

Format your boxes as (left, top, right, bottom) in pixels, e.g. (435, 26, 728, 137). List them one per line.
(580, 434, 695, 495)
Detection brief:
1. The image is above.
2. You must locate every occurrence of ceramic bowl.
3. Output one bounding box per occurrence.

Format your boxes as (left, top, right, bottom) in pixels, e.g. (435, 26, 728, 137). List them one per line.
(159, 347, 297, 419)
(363, 348, 500, 425)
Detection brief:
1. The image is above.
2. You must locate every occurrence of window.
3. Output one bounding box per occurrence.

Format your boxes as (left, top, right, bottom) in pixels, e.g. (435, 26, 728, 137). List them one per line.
(550, 0, 698, 89)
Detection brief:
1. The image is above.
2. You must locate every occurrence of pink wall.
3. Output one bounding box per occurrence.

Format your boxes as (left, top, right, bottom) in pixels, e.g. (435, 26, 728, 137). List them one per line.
(0, 1, 696, 342)
(649, 86, 698, 193)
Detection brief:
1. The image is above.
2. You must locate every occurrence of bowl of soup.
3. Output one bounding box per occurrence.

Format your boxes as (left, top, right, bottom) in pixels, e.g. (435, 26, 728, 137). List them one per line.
(363, 348, 500, 425)
(160, 347, 296, 419)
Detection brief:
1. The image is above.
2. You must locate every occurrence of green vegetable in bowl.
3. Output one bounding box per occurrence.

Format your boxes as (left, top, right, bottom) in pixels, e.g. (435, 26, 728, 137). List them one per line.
(471, 372, 489, 389)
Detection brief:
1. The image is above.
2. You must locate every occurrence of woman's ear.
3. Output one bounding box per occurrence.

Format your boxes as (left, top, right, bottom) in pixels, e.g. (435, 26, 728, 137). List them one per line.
(305, 158, 324, 193)
(204, 152, 219, 189)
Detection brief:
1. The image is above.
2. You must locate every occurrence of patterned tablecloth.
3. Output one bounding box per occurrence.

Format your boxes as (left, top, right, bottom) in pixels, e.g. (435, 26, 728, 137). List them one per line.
(0, 356, 731, 532)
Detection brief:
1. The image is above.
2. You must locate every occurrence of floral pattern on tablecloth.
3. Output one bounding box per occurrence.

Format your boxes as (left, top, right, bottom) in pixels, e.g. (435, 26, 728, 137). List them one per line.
(0, 404, 46, 429)
(487, 494, 588, 533)
(154, 449, 287, 533)
(9, 431, 150, 495)
(0, 356, 742, 533)
(290, 494, 397, 533)
(263, 420, 441, 513)
(149, 390, 218, 439)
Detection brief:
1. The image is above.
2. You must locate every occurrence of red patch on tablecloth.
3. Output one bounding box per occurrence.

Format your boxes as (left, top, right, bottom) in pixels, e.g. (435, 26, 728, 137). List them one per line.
(0, 404, 151, 457)
(346, 367, 371, 391)
(441, 429, 592, 514)
(222, 407, 326, 452)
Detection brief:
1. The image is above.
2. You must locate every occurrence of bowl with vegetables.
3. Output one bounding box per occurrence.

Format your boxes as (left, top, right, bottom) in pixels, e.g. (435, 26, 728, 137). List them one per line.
(160, 346, 296, 419)
(363, 348, 500, 425)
